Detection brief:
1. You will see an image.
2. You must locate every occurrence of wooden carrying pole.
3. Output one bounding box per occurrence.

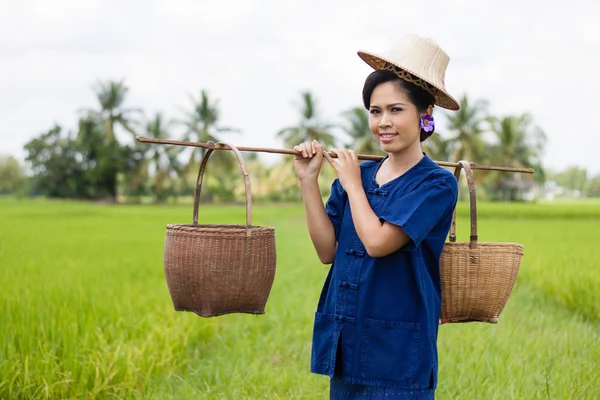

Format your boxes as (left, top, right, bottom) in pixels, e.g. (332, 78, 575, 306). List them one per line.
(135, 136, 535, 174)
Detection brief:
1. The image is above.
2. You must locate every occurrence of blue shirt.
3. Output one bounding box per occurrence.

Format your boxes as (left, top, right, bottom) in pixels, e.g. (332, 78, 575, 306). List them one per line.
(310, 154, 459, 390)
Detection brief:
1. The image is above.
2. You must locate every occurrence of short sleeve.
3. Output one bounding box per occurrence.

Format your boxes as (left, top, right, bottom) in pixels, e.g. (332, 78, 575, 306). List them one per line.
(325, 178, 346, 242)
(378, 177, 458, 250)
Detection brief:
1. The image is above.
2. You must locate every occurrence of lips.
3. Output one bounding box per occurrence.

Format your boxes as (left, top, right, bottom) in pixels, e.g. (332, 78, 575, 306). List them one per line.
(379, 132, 397, 143)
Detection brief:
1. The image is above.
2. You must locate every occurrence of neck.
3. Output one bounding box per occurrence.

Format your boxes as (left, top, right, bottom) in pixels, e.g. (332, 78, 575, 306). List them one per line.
(385, 141, 424, 175)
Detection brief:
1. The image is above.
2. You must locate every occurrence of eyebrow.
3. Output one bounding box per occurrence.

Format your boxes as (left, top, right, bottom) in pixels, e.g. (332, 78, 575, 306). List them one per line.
(370, 102, 406, 108)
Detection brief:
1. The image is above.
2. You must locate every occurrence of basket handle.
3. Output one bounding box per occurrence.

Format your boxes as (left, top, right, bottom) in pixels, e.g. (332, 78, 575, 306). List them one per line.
(448, 160, 478, 250)
(192, 142, 252, 228)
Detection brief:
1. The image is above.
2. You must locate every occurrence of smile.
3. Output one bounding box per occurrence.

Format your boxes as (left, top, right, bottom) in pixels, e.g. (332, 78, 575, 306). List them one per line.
(379, 133, 398, 143)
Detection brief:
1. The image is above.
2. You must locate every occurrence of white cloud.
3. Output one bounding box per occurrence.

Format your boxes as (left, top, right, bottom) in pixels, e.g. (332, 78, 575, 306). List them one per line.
(1, 0, 598, 174)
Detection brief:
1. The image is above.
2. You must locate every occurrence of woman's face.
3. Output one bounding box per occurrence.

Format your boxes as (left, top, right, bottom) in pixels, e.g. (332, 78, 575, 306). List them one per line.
(368, 81, 429, 155)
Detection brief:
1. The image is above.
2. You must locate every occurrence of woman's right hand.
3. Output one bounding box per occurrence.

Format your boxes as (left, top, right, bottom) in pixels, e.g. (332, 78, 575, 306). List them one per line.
(293, 140, 324, 182)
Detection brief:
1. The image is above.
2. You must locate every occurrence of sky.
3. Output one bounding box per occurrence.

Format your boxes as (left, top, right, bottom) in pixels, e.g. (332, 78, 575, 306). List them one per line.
(1, 0, 599, 175)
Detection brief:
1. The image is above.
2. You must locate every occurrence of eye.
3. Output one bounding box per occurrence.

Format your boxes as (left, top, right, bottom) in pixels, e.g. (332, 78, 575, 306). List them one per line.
(369, 109, 380, 115)
(391, 107, 403, 112)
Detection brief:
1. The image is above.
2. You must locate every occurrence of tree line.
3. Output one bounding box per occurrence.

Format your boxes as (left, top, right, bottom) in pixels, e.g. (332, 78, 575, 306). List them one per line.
(1, 79, 595, 202)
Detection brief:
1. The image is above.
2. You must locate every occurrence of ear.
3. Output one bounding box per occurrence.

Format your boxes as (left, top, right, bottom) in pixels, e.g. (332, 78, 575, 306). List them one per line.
(419, 105, 434, 118)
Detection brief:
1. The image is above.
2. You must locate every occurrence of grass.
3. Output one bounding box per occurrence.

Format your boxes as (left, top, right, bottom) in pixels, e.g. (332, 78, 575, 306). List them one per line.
(0, 198, 598, 399)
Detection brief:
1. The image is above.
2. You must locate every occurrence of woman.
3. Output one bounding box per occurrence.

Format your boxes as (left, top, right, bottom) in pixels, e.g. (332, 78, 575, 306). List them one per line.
(293, 34, 461, 399)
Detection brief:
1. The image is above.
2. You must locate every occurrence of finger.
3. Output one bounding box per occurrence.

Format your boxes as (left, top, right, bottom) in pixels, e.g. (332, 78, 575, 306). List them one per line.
(349, 150, 358, 162)
(311, 140, 319, 155)
(296, 142, 307, 158)
(323, 150, 337, 169)
(312, 140, 323, 159)
(304, 141, 313, 158)
(323, 149, 339, 166)
(293, 144, 303, 158)
(335, 149, 349, 163)
(313, 140, 322, 154)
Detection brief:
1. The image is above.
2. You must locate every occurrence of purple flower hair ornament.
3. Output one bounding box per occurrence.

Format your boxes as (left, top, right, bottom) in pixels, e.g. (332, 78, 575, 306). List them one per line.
(420, 114, 435, 133)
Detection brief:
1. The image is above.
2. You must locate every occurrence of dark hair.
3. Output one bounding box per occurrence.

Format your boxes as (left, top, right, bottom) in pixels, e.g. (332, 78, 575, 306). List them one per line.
(362, 70, 435, 141)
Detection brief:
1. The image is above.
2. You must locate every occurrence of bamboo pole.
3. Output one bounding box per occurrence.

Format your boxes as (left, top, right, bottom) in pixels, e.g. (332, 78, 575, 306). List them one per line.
(135, 136, 535, 174)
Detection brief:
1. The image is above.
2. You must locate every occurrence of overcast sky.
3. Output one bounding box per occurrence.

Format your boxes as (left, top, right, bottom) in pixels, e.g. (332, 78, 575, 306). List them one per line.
(1, 0, 598, 174)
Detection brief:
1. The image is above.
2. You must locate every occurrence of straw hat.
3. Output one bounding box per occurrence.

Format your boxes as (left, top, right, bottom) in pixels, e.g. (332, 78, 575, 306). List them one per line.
(357, 34, 460, 111)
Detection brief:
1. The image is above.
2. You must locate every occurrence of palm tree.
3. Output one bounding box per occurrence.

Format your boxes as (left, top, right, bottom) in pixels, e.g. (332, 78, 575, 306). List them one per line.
(85, 79, 141, 143)
(444, 94, 489, 164)
(341, 107, 384, 156)
(179, 89, 239, 171)
(178, 89, 240, 200)
(76, 114, 123, 200)
(486, 113, 547, 200)
(277, 91, 337, 148)
(144, 113, 184, 203)
(488, 113, 547, 180)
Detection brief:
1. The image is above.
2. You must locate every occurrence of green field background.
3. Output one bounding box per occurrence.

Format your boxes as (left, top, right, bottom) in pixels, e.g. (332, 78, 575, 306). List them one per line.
(1, 198, 598, 399)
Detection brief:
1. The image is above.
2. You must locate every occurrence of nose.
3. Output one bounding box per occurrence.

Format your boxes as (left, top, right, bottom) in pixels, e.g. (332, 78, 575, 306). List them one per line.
(378, 112, 391, 128)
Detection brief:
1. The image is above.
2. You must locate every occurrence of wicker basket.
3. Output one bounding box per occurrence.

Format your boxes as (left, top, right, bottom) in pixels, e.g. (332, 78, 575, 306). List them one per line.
(163, 142, 276, 318)
(440, 160, 524, 324)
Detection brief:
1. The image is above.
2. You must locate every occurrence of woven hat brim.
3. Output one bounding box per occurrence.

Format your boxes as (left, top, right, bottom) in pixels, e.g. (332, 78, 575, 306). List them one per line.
(358, 51, 460, 111)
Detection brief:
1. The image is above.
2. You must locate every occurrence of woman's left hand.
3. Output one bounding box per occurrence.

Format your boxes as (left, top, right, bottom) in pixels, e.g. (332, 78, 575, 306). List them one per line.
(323, 148, 362, 193)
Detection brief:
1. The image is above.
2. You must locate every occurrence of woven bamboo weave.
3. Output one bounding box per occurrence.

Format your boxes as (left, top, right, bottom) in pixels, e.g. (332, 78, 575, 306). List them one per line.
(163, 143, 276, 318)
(440, 160, 523, 324)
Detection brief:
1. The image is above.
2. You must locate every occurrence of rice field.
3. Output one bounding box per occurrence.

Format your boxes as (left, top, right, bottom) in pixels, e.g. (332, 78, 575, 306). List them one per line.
(0, 198, 598, 399)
